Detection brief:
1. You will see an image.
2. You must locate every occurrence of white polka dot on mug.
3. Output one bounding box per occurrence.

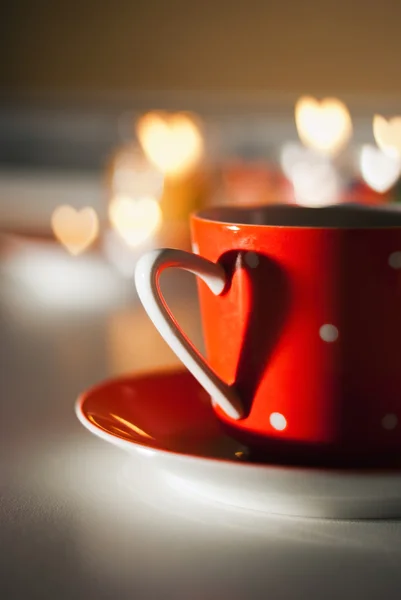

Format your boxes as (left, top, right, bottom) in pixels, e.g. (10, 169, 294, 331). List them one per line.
(319, 324, 339, 342)
(389, 251, 401, 269)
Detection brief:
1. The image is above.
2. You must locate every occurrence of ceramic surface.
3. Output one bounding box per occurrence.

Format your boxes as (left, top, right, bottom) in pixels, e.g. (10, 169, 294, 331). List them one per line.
(135, 204, 401, 464)
(76, 368, 401, 519)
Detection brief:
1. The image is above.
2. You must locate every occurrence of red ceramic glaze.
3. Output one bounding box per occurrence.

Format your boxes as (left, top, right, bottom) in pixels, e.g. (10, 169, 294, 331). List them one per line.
(77, 368, 243, 460)
(190, 204, 401, 464)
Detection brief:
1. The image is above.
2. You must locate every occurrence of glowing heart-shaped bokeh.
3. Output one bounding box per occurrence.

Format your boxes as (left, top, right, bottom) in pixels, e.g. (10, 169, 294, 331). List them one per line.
(291, 161, 341, 207)
(137, 112, 203, 177)
(280, 142, 328, 179)
(109, 144, 164, 199)
(280, 142, 341, 207)
(51, 205, 99, 255)
(360, 144, 401, 193)
(108, 196, 162, 247)
(373, 115, 401, 158)
(295, 96, 352, 155)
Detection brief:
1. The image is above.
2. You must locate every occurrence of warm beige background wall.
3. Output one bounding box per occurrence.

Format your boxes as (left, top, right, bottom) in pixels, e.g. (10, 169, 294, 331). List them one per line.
(2, 0, 401, 95)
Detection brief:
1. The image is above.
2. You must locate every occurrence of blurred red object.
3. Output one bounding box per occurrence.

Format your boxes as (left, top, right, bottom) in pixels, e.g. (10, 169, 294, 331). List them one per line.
(220, 161, 293, 205)
(343, 181, 393, 206)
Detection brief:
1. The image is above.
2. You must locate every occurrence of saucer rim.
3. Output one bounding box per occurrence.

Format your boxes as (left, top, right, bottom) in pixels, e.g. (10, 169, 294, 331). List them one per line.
(75, 368, 257, 471)
(75, 367, 401, 479)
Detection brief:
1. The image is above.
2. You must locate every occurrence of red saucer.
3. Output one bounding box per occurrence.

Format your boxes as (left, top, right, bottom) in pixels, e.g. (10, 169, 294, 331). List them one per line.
(76, 368, 245, 460)
(76, 368, 401, 519)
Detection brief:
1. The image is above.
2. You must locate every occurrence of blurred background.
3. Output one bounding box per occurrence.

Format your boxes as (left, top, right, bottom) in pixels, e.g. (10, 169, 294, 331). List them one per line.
(4, 8, 401, 597)
(2, 0, 401, 373)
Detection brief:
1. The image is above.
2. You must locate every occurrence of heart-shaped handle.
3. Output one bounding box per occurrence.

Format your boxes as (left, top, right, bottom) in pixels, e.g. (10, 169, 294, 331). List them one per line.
(134, 248, 244, 420)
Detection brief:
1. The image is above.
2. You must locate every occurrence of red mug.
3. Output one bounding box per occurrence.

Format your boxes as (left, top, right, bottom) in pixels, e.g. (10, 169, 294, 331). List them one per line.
(135, 204, 401, 466)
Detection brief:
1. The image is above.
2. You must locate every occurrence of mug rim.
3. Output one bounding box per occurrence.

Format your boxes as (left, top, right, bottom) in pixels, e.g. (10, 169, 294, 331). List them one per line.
(191, 203, 401, 229)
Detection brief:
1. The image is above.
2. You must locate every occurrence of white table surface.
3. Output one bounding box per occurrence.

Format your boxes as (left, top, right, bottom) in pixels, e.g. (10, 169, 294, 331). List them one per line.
(1, 239, 401, 600)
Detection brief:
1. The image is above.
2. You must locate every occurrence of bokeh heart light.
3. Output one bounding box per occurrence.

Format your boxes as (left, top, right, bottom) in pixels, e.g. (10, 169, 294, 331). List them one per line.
(108, 195, 162, 248)
(137, 111, 204, 177)
(291, 161, 341, 207)
(51, 205, 99, 255)
(295, 96, 352, 155)
(280, 142, 341, 207)
(360, 144, 401, 193)
(280, 142, 327, 179)
(109, 144, 164, 199)
(373, 115, 401, 158)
